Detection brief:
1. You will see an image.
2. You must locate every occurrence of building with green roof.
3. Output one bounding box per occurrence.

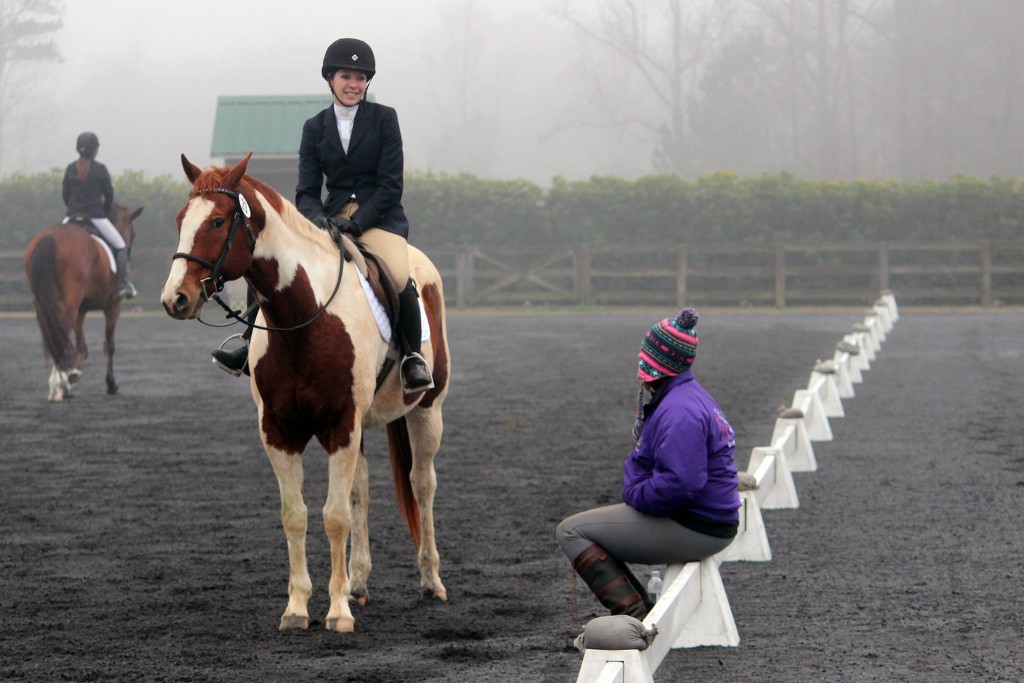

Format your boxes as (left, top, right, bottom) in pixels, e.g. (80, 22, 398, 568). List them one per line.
(210, 94, 332, 197)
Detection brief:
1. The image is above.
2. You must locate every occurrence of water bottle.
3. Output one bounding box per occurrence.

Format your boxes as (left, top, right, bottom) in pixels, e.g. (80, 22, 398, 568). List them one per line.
(647, 570, 663, 604)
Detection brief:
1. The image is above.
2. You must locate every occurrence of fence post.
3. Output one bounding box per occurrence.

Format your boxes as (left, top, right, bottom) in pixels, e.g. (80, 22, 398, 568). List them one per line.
(676, 245, 688, 308)
(455, 247, 475, 308)
(980, 240, 992, 308)
(576, 243, 592, 306)
(878, 244, 890, 291)
(774, 246, 786, 308)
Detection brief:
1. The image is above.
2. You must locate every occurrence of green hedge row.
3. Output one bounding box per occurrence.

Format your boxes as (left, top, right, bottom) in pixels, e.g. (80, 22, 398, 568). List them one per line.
(3, 169, 1022, 251)
(404, 171, 1024, 248)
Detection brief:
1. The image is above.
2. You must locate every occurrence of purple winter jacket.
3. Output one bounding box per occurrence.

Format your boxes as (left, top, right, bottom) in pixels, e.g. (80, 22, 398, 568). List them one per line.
(622, 371, 740, 524)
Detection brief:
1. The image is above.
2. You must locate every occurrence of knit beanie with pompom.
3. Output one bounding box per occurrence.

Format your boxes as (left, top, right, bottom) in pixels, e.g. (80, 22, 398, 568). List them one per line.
(637, 308, 699, 382)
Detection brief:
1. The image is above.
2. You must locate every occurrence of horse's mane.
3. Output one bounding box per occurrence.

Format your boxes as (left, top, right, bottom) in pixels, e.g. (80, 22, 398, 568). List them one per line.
(190, 166, 285, 214)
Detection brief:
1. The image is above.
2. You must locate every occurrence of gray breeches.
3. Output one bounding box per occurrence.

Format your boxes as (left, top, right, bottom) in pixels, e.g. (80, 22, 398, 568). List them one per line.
(555, 503, 733, 565)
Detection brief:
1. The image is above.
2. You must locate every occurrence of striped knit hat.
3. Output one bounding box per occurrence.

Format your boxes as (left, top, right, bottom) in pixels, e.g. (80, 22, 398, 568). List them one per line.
(637, 308, 699, 382)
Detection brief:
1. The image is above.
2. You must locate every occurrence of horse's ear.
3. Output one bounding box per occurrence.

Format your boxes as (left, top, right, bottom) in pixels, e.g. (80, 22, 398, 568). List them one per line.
(223, 152, 253, 189)
(181, 154, 202, 183)
(131, 207, 144, 221)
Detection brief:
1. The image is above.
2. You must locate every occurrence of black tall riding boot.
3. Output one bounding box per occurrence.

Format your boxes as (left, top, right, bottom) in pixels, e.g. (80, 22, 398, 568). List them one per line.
(113, 247, 137, 300)
(572, 543, 650, 619)
(398, 279, 434, 394)
(212, 295, 257, 377)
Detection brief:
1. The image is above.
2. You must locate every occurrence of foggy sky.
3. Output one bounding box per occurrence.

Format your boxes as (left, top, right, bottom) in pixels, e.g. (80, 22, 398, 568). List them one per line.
(7, 0, 621, 185)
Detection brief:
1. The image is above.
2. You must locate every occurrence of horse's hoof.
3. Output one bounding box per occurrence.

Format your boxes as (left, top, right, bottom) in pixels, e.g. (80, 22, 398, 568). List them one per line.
(107, 385, 118, 395)
(325, 616, 355, 633)
(350, 589, 368, 606)
(278, 615, 310, 630)
(419, 586, 448, 602)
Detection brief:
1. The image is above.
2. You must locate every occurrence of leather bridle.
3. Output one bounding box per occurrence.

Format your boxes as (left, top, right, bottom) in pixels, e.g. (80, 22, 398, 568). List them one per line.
(172, 187, 344, 332)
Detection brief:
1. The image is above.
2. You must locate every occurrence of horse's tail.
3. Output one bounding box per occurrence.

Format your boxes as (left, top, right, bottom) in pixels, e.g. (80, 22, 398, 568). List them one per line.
(26, 234, 74, 370)
(386, 416, 421, 548)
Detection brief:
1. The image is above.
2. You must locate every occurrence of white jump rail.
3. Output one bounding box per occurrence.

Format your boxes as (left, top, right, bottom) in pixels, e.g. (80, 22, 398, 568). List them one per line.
(831, 339, 864, 385)
(878, 291, 900, 322)
(717, 440, 806, 563)
(716, 416, 816, 562)
(850, 325, 877, 363)
(837, 336, 868, 381)
(872, 298, 895, 334)
(816, 357, 854, 401)
(787, 388, 833, 442)
(770, 414, 817, 472)
(576, 557, 739, 683)
(807, 364, 845, 417)
(853, 317, 882, 355)
(864, 312, 886, 348)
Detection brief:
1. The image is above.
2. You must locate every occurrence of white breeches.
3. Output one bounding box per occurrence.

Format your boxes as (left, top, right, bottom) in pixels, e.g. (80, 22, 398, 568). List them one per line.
(64, 216, 125, 250)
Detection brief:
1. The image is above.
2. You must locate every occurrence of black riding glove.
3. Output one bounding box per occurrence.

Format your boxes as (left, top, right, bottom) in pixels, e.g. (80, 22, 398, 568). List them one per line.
(333, 217, 363, 237)
(312, 215, 343, 245)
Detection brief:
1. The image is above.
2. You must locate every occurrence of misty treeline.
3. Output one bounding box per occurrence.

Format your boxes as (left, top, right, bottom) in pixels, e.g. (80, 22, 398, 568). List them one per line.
(0, 0, 62, 175)
(552, 0, 1024, 181)
(1, 168, 1021, 251)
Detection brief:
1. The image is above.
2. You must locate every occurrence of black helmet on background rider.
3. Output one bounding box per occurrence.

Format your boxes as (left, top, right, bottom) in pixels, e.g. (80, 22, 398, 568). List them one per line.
(76, 132, 99, 158)
(321, 38, 376, 81)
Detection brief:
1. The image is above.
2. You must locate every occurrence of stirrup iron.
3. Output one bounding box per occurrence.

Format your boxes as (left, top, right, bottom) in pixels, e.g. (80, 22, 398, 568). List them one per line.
(400, 352, 434, 394)
(212, 333, 249, 377)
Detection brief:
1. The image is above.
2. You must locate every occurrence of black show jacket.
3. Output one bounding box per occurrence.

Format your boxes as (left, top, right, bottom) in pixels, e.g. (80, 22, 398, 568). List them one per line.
(295, 101, 410, 238)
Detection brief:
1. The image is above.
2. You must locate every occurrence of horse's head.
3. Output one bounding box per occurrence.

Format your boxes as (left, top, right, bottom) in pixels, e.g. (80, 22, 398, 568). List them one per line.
(161, 153, 265, 320)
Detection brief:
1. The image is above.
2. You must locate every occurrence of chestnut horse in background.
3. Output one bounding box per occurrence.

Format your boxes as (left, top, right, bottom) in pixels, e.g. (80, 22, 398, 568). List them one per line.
(23, 204, 144, 402)
(160, 154, 450, 633)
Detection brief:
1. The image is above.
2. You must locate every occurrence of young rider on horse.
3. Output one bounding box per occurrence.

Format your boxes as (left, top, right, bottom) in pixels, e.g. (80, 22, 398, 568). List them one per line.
(212, 37, 433, 394)
(62, 132, 136, 300)
(555, 308, 741, 619)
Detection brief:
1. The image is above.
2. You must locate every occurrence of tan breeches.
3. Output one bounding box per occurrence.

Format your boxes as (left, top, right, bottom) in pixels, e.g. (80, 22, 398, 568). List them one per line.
(337, 204, 410, 285)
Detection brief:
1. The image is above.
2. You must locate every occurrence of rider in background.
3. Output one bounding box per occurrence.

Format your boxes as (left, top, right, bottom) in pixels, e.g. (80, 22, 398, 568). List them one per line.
(62, 132, 136, 300)
(555, 308, 740, 619)
(213, 37, 433, 394)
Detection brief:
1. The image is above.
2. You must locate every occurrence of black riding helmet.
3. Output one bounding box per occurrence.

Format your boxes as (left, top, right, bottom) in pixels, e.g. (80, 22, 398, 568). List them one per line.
(76, 131, 99, 158)
(321, 38, 376, 81)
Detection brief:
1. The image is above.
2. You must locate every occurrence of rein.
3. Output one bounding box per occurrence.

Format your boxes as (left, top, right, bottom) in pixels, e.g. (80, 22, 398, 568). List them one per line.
(172, 187, 345, 333)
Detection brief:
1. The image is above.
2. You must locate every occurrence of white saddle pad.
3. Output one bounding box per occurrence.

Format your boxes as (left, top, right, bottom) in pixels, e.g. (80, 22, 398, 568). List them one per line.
(355, 268, 430, 343)
(90, 235, 116, 273)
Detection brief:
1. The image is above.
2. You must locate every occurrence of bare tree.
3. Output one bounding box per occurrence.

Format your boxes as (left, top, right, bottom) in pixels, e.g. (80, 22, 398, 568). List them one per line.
(740, 0, 884, 178)
(419, 0, 503, 177)
(550, 0, 740, 175)
(0, 0, 62, 174)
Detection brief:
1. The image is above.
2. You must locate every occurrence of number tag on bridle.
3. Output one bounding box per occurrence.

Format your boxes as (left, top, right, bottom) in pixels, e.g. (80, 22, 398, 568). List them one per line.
(238, 194, 252, 218)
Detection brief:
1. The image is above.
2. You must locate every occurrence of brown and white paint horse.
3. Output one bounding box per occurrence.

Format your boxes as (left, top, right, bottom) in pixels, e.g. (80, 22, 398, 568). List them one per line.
(161, 154, 450, 633)
(24, 204, 144, 401)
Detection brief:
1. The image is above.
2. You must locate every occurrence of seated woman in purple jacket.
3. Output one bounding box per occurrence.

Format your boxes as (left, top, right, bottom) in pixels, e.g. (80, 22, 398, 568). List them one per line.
(555, 308, 740, 619)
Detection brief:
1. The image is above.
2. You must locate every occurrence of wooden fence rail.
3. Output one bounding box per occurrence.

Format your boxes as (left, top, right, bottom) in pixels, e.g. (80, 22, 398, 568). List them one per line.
(3, 240, 1022, 311)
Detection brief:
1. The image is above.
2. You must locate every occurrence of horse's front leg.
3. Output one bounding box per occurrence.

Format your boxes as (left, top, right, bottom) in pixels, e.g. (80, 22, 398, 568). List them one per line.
(102, 307, 118, 395)
(323, 438, 362, 632)
(265, 445, 313, 630)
